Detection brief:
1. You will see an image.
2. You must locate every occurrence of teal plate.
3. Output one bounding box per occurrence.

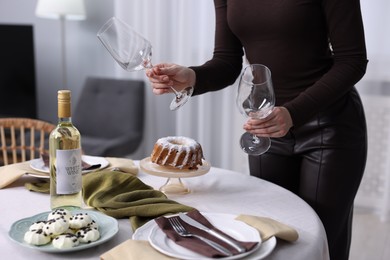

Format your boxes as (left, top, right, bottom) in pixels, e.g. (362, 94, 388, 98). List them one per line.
(8, 209, 118, 253)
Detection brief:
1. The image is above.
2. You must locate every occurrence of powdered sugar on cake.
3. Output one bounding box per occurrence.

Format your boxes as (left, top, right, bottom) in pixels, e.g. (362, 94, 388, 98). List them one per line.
(151, 136, 204, 170)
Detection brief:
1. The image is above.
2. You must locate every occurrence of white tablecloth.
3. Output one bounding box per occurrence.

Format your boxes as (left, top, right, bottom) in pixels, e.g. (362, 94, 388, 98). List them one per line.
(0, 163, 329, 260)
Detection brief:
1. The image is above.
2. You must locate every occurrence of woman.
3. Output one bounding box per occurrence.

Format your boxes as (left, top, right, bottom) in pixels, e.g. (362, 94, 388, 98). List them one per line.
(146, 0, 368, 259)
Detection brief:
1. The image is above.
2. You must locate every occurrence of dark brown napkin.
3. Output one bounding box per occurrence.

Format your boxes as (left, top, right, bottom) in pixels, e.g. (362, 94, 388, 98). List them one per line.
(41, 153, 101, 171)
(155, 209, 259, 258)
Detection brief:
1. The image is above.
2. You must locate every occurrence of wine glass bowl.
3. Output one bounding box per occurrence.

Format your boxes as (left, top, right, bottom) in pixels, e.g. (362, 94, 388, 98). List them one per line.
(236, 64, 275, 155)
(97, 17, 192, 110)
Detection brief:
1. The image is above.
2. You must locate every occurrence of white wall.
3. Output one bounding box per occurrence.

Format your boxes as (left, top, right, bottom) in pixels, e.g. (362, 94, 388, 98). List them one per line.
(114, 0, 249, 172)
(0, 0, 174, 161)
(0, 0, 115, 123)
(0, 0, 242, 168)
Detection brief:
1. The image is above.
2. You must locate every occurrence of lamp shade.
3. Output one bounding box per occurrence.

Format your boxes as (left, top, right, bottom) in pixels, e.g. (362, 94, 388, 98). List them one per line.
(36, 0, 86, 20)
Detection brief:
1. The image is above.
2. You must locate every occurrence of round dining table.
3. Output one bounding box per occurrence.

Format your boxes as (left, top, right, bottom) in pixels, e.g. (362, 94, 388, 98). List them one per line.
(0, 161, 329, 260)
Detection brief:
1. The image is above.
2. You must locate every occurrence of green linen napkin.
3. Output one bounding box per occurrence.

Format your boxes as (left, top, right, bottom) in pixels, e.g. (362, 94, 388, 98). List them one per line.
(25, 181, 50, 193)
(25, 170, 193, 230)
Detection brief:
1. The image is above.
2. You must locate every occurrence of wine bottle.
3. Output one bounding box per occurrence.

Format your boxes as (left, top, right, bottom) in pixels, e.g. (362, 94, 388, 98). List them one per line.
(49, 90, 82, 209)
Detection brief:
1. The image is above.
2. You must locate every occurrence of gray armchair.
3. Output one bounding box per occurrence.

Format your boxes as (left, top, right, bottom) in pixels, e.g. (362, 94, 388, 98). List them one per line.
(73, 77, 145, 157)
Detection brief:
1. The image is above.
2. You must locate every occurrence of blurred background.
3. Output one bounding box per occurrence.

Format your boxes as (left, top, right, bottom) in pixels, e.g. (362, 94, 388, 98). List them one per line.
(0, 1, 389, 258)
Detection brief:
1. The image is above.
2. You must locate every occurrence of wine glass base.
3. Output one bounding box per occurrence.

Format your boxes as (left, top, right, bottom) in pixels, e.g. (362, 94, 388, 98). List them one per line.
(240, 132, 271, 156)
(169, 87, 194, 111)
(159, 178, 190, 194)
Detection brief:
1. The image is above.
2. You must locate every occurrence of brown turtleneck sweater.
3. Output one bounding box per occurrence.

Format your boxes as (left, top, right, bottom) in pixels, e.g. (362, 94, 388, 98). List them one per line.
(191, 0, 367, 126)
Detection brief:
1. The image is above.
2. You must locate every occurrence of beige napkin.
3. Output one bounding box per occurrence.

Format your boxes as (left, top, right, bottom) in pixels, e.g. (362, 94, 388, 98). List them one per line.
(235, 214, 299, 242)
(100, 240, 177, 260)
(105, 157, 138, 175)
(0, 161, 36, 188)
(0, 157, 138, 189)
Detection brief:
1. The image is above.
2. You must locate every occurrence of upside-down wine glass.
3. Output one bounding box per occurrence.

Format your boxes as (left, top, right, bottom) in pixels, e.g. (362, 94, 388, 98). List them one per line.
(97, 17, 193, 110)
(236, 64, 275, 155)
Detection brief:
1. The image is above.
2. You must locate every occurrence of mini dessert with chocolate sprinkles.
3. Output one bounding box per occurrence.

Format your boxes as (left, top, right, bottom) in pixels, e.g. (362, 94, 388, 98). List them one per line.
(29, 221, 46, 231)
(76, 227, 100, 243)
(47, 208, 72, 221)
(24, 229, 51, 245)
(52, 233, 80, 249)
(43, 217, 70, 237)
(69, 213, 93, 230)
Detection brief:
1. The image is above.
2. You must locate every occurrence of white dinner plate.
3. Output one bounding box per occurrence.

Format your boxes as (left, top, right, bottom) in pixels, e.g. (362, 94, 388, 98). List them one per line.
(133, 212, 277, 260)
(29, 155, 109, 178)
(8, 209, 118, 253)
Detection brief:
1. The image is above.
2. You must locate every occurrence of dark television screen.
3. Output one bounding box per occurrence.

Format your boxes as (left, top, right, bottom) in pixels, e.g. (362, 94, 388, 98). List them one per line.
(0, 24, 36, 118)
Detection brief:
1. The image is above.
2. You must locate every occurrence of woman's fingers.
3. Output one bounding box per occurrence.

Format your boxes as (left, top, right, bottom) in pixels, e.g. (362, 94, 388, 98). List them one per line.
(146, 63, 195, 94)
(243, 107, 293, 137)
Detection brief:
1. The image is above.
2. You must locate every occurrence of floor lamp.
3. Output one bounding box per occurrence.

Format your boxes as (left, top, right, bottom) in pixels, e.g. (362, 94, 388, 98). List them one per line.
(35, 0, 86, 89)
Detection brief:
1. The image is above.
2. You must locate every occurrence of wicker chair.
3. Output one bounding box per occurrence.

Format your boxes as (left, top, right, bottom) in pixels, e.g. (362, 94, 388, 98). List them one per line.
(0, 118, 56, 166)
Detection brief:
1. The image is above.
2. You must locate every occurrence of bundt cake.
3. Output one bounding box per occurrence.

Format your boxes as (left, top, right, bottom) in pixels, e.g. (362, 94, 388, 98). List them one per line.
(151, 136, 204, 170)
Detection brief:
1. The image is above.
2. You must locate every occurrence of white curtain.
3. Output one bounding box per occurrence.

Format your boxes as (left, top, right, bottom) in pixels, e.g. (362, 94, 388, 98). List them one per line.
(112, 0, 390, 179)
(355, 0, 390, 219)
(115, 0, 248, 173)
(360, 0, 390, 82)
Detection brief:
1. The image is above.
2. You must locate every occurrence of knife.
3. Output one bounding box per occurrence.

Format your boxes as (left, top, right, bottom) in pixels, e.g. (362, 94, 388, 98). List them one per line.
(179, 213, 246, 253)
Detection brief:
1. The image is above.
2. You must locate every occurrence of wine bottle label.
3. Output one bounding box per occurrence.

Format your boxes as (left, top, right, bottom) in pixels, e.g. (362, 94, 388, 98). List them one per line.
(56, 148, 82, 194)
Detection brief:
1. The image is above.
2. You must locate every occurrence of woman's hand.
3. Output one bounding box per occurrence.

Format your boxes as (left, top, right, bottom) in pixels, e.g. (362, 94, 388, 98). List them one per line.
(243, 107, 293, 138)
(145, 63, 196, 95)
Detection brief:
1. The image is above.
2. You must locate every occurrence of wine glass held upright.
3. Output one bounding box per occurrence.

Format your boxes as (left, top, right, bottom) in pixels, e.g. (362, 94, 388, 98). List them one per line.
(236, 64, 275, 155)
(97, 17, 193, 110)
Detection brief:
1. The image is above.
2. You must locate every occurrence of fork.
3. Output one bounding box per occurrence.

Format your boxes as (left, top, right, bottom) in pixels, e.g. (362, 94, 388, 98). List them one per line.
(168, 217, 233, 257)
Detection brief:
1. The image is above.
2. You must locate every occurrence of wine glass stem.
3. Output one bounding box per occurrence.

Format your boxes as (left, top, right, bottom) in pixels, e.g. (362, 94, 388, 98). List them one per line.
(252, 135, 260, 144)
(170, 87, 181, 96)
(144, 61, 181, 97)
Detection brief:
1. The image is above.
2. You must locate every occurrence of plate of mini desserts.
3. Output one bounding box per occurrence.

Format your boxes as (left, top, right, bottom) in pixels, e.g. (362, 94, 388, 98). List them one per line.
(8, 209, 118, 252)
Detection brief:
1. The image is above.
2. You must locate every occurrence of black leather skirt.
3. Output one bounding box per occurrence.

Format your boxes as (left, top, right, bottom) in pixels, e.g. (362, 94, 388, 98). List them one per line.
(248, 87, 367, 260)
